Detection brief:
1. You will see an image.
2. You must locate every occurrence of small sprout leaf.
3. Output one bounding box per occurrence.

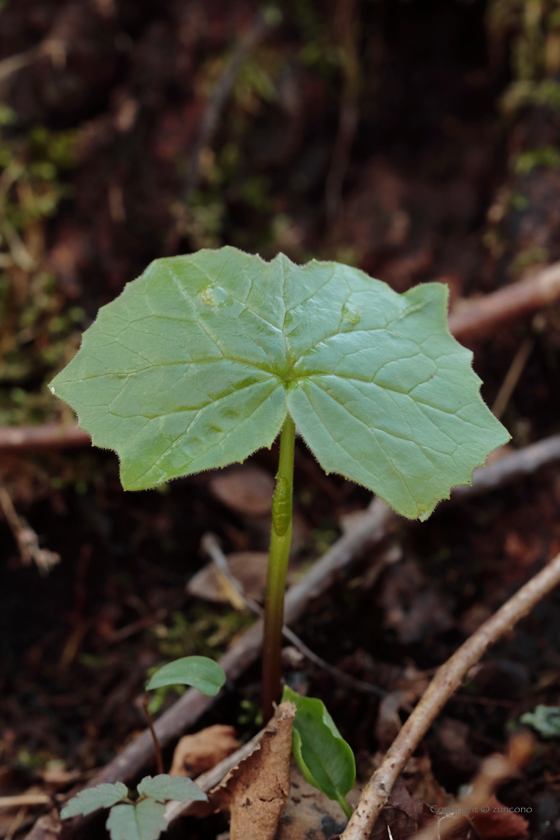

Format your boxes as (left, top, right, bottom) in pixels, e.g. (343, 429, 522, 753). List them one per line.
(106, 800, 167, 840)
(282, 686, 355, 818)
(51, 247, 509, 520)
(145, 655, 226, 695)
(520, 705, 560, 738)
(136, 774, 208, 803)
(61, 783, 129, 818)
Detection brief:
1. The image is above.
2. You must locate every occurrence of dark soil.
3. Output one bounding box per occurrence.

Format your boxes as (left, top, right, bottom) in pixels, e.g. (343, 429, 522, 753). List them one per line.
(1, 1, 560, 838)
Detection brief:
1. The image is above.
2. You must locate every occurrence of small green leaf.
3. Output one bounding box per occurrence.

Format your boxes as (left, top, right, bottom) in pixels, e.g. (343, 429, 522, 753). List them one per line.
(51, 247, 509, 520)
(282, 686, 355, 818)
(106, 800, 167, 840)
(61, 783, 129, 818)
(145, 655, 226, 695)
(136, 774, 208, 803)
(520, 705, 560, 738)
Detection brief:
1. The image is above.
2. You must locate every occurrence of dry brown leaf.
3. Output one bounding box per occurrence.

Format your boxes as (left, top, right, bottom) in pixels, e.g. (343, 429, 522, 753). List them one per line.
(211, 701, 295, 840)
(370, 778, 429, 840)
(470, 795, 530, 839)
(187, 552, 269, 604)
(403, 755, 449, 811)
(209, 466, 275, 516)
(170, 725, 240, 778)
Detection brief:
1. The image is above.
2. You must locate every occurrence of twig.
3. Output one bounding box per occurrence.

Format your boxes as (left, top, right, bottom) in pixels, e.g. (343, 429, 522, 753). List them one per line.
(201, 532, 385, 697)
(0, 795, 51, 809)
(0, 485, 60, 573)
(0, 38, 66, 84)
(409, 732, 533, 840)
(448, 260, 560, 342)
(452, 431, 560, 499)
(0, 46, 42, 84)
(0, 422, 89, 450)
(183, 9, 275, 206)
(340, 551, 560, 839)
(491, 337, 534, 419)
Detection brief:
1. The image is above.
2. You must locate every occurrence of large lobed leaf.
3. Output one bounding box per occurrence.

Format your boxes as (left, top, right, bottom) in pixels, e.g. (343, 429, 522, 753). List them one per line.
(51, 247, 509, 519)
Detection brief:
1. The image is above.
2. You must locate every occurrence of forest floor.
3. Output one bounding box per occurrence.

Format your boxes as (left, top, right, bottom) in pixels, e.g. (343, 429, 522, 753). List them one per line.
(1, 1, 560, 839)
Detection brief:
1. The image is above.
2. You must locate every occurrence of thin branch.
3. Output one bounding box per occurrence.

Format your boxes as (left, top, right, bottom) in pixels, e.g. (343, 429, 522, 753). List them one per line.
(0, 422, 90, 450)
(0, 485, 60, 573)
(448, 260, 560, 342)
(183, 9, 275, 206)
(340, 551, 560, 840)
(201, 532, 386, 697)
(452, 431, 560, 500)
(491, 337, 534, 419)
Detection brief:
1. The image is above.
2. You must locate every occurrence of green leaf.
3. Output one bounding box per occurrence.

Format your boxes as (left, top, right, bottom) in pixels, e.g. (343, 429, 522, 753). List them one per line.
(136, 774, 208, 803)
(106, 800, 167, 840)
(145, 655, 226, 695)
(60, 783, 129, 818)
(520, 705, 560, 738)
(282, 686, 355, 815)
(51, 247, 509, 520)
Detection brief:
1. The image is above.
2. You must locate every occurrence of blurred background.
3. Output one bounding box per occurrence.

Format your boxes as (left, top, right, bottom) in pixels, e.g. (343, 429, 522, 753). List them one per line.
(2, 1, 560, 837)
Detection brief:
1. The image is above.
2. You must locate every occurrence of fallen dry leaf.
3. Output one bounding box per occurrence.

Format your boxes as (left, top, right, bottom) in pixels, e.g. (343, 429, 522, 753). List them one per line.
(187, 552, 269, 604)
(211, 701, 295, 840)
(209, 466, 275, 516)
(402, 755, 449, 811)
(170, 724, 240, 778)
(471, 795, 530, 839)
(371, 777, 429, 840)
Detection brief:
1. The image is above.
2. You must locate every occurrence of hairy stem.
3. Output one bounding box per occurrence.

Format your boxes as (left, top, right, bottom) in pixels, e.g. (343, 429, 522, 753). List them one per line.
(262, 414, 296, 720)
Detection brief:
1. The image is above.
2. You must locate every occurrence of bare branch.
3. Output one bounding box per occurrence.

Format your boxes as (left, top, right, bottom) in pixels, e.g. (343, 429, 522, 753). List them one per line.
(340, 552, 560, 839)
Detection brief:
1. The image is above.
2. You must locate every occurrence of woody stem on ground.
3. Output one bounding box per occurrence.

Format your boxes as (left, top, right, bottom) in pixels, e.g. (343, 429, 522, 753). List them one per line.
(262, 413, 296, 721)
(340, 550, 560, 840)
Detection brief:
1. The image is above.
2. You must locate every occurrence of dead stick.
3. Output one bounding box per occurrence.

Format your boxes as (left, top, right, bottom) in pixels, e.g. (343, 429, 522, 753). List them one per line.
(452, 431, 560, 499)
(340, 551, 560, 840)
(183, 8, 274, 206)
(448, 260, 560, 342)
(0, 422, 89, 450)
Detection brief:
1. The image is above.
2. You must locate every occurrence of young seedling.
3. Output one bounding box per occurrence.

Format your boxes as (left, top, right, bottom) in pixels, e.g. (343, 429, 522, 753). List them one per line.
(50, 247, 509, 722)
(61, 775, 207, 840)
(61, 656, 225, 840)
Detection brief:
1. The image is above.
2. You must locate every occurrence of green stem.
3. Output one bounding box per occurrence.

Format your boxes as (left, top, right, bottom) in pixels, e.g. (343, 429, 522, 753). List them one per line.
(337, 794, 353, 821)
(262, 413, 296, 721)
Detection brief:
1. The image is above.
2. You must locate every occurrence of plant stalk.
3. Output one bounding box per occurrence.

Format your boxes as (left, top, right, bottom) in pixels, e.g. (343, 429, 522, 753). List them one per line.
(262, 413, 296, 721)
(143, 692, 164, 775)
